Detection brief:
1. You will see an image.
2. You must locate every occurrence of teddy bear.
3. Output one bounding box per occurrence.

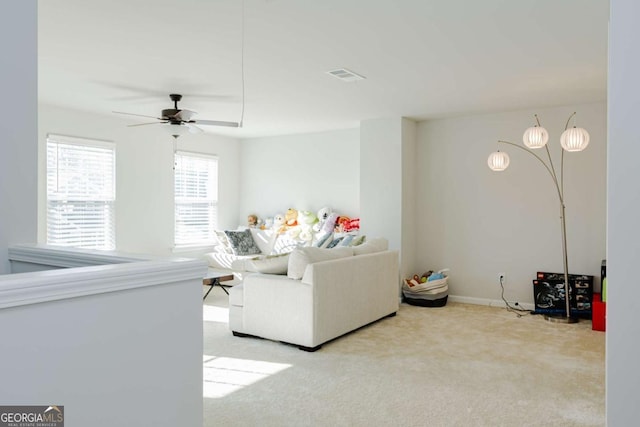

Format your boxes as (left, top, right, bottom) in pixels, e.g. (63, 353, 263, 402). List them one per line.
(285, 208, 298, 228)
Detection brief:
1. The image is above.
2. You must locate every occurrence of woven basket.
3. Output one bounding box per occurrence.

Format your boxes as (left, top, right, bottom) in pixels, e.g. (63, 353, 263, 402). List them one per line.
(403, 269, 449, 293)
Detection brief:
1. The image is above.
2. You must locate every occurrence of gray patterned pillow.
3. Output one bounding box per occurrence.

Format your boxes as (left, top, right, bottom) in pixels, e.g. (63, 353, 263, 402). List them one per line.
(224, 229, 262, 256)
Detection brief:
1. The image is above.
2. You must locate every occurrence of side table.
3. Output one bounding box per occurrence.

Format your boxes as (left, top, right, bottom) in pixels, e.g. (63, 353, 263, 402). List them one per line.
(203, 270, 235, 300)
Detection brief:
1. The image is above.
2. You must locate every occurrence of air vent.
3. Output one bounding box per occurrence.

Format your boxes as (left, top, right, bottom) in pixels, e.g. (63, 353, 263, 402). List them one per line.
(326, 68, 366, 82)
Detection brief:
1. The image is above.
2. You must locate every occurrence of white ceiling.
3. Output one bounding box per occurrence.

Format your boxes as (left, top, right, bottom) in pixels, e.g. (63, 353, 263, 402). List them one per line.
(38, 0, 609, 139)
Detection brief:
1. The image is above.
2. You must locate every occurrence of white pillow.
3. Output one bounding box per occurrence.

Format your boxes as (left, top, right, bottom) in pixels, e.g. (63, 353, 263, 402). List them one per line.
(249, 228, 277, 254)
(245, 253, 290, 275)
(287, 246, 353, 280)
(353, 237, 388, 255)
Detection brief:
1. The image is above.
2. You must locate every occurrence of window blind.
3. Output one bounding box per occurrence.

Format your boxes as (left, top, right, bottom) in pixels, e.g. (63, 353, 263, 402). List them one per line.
(46, 134, 116, 250)
(174, 151, 218, 248)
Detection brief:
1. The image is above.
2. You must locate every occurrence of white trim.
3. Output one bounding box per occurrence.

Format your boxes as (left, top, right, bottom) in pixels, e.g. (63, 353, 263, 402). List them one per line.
(8, 244, 150, 268)
(0, 258, 207, 309)
(47, 133, 114, 148)
(448, 294, 535, 311)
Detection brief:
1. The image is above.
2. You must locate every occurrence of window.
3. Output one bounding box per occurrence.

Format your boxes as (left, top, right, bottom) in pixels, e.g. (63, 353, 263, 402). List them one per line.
(46, 134, 116, 250)
(174, 151, 218, 248)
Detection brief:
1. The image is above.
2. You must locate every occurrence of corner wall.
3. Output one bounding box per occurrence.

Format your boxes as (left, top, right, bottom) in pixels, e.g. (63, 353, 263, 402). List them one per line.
(607, 0, 640, 423)
(0, 1, 37, 273)
(416, 103, 607, 305)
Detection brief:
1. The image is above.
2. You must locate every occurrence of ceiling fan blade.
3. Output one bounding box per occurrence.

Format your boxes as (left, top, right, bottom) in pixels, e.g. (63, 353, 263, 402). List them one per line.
(127, 121, 166, 127)
(175, 109, 197, 121)
(113, 111, 162, 120)
(186, 123, 204, 134)
(194, 119, 240, 128)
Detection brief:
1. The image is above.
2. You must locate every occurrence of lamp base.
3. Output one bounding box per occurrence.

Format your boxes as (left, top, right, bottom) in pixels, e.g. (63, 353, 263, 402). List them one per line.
(544, 314, 578, 324)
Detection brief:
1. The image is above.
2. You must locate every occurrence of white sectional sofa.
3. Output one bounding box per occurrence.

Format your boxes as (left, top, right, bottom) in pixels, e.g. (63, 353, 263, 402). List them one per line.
(229, 240, 399, 351)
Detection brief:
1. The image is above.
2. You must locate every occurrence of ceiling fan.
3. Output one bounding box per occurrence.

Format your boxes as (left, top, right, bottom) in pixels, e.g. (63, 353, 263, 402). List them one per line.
(113, 93, 240, 134)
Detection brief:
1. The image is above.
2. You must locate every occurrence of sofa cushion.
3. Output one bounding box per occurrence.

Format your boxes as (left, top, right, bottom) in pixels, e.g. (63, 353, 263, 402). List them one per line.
(353, 237, 388, 255)
(224, 229, 262, 256)
(287, 246, 354, 280)
(245, 253, 290, 274)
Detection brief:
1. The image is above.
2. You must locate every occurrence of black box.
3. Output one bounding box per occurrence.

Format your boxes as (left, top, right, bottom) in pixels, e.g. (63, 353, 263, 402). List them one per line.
(533, 272, 594, 318)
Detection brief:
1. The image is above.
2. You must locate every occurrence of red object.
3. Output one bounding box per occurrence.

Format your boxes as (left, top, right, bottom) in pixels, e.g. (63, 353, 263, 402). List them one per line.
(592, 293, 606, 332)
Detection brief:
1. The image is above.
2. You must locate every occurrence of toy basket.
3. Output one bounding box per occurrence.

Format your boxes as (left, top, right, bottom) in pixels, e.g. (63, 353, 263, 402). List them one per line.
(403, 269, 449, 307)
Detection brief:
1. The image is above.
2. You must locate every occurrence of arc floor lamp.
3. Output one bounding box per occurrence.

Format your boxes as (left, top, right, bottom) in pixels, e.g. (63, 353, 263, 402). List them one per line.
(487, 113, 590, 323)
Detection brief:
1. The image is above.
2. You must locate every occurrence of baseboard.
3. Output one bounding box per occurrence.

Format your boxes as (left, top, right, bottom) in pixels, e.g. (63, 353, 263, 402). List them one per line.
(448, 295, 535, 311)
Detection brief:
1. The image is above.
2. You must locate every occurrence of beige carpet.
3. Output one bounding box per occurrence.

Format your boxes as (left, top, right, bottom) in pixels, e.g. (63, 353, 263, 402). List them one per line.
(202, 290, 605, 427)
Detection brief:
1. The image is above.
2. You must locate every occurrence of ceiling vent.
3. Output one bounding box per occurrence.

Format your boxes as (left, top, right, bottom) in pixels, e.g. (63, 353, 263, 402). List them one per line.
(326, 68, 366, 82)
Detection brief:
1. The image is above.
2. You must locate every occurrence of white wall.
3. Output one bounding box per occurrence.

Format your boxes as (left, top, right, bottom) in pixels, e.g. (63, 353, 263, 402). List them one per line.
(360, 117, 418, 281)
(239, 129, 360, 223)
(38, 105, 242, 256)
(0, 1, 37, 273)
(416, 103, 607, 305)
(607, 0, 640, 424)
(360, 118, 403, 251)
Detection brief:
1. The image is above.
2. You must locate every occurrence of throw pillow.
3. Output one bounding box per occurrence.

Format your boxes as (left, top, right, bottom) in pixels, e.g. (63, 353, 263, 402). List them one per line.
(339, 234, 355, 246)
(214, 230, 233, 254)
(353, 237, 388, 255)
(314, 232, 333, 248)
(245, 253, 290, 275)
(326, 236, 344, 249)
(287, 246, 354, 280)
(224, 229, 262, 256)
(350, 235, 366, 247)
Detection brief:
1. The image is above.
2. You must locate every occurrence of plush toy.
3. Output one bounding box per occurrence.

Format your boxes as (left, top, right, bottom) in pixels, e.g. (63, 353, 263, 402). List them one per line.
(314, 206, 333, 232)
(273, 213, 286, 233)
(317, 206, 333, 222)
(299, 228, 314, 243)
(247, 214, 259, 228)
(285, 208, 298, 228)
(342, 217, 360, 233)
(262, 217, 274, 230)
(298, 210, 318, 228)
(336, 216, 351, 233)
(320, 212, 339, 235)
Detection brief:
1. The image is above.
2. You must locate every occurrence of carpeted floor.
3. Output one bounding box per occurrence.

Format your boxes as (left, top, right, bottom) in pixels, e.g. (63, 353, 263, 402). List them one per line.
(202, 289, 605, 427)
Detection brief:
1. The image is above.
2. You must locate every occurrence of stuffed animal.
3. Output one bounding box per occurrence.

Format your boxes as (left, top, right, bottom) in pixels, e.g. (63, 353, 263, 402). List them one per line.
(299, 228, 314, 243)
(273, 213, 286, 233)
(321, 212, 339, 234)
(298, 210, 318, 228)
(317, 206, 333, 222)
(285, 208, 298, 228)
(336, 216, 351, 233)
(314, 206, 333, 232)
(262, 217, 274, 230)
(342, 217, 360, 233)
(247, 214, 259, 228)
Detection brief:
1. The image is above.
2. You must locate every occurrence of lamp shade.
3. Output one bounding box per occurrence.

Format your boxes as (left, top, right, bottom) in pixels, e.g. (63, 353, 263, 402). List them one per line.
(488, 151, 510, 171)
(164, 123, 189, 136)
(523, 126, 549, 149)
(560, 127, 590, 152)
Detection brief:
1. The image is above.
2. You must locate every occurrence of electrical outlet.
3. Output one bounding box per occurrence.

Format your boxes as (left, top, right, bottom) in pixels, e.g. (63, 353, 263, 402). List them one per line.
(498, 272, 506, 284)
